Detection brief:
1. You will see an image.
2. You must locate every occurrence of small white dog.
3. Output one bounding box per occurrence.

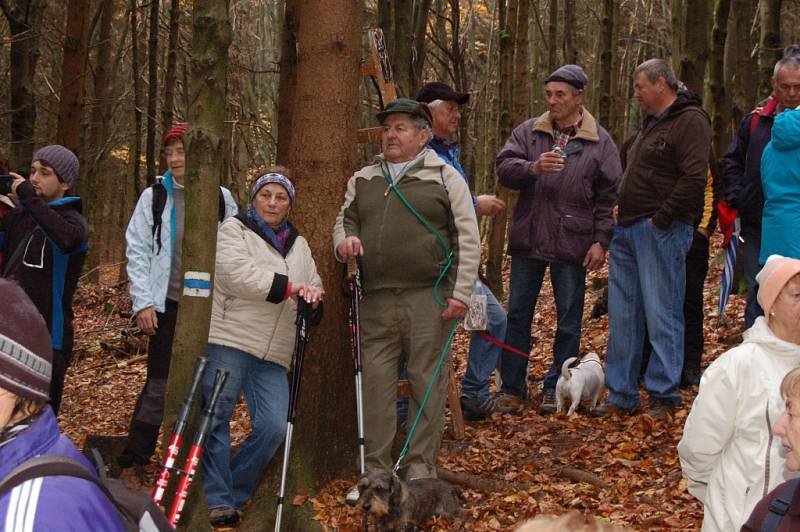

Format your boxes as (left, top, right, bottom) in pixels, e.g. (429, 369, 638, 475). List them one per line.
(555, 352, 604, 416)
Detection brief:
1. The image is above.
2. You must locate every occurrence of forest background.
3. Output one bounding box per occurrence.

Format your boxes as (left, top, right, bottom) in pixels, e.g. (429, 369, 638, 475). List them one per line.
(2, 0, 800, 530)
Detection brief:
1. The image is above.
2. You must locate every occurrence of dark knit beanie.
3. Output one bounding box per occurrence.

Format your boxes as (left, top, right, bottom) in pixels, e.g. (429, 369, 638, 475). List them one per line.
(32, 145, 79, 187)
(544, 64, 589, 91)
(0, 279, 52, 402)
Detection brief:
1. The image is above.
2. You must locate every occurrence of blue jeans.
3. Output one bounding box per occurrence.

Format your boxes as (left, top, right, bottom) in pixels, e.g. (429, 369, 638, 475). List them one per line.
(461, 281, 507, 401)
(605, 219, 694, 409)
(741, 225, 764, 329)
(500, 256, 585, 397)
(201, 343, 288, 509)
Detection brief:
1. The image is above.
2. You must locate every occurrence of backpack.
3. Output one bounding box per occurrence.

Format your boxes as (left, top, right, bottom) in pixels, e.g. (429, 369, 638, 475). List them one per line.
(761, 478, 800, 532)
(151, 181, 228, 254)
(0, 455, 174, 532)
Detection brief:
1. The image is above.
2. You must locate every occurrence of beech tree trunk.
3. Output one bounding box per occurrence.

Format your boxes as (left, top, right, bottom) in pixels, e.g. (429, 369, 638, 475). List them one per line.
(0, 0, 47, 171)
(757, 0, 782, 100)
(161, 0, 232, 529)
(56, 0, 91, 159)
(238, 1, 363, 530)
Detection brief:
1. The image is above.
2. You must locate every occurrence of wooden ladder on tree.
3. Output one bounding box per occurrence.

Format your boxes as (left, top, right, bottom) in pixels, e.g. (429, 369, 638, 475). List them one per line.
(357, 29, 465, 440)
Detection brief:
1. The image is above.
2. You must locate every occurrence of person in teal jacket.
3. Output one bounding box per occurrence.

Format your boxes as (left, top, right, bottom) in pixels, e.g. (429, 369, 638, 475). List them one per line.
(761, 104, 800, 264)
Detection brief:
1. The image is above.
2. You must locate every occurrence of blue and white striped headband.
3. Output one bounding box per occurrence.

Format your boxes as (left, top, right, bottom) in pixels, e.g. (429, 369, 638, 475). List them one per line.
(249, 172, 296, 205)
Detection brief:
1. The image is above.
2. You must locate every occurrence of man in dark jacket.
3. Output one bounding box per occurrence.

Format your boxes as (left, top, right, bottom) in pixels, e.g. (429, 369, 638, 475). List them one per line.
(722, 51, 800, 328)
(0, 145, 87, 416)
(493, 64, 620, 415)
(603, 59, 710, 419)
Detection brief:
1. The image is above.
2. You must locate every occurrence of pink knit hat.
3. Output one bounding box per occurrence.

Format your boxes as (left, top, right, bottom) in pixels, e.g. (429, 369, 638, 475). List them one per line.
(756, 255, 800, 323)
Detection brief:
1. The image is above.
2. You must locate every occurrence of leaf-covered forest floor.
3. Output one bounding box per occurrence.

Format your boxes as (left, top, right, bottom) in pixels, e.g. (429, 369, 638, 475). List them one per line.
(60, 235, 742, 531)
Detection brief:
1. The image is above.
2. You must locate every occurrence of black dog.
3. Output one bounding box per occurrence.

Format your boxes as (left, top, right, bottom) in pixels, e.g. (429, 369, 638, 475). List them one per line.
(356, 471, 463, 531)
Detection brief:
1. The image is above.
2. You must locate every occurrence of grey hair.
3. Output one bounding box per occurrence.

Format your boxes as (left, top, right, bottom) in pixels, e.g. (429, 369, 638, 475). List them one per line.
(411, 116, 432, 139)
(773, 56, 800, 79)
(427, 99, 443, 109)
(634, 58, 679, 92)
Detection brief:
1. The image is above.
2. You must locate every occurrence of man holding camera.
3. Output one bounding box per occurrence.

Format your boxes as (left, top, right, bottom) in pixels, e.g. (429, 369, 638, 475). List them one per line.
(0, 145, 88, 416)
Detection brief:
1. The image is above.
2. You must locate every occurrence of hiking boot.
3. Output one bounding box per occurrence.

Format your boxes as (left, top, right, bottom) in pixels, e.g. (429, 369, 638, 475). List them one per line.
(345, 484, 360, 507)
(460, 395, 511, 421)
(209, 506, 240, 526)
(590, 400, 640, 417)
(647, 397, 677, 421)
(538, 389, 557, 415)
(492, 392, 522, 414)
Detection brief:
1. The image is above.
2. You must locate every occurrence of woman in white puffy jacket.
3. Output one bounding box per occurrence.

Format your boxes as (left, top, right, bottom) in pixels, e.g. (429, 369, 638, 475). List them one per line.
(200, 168, 324, 527)
(678, 255, 800, 532)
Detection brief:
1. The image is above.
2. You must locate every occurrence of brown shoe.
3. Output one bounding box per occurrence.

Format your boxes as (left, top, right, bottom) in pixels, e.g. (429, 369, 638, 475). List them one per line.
(538, 389, 557, 415)
(647, 398, 677, 421)
(492, 392, 523, 414)
(590, 400, 640, 417)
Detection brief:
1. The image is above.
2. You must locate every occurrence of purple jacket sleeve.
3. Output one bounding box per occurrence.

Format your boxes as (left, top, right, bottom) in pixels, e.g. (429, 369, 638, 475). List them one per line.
(495, 121, 537, 190)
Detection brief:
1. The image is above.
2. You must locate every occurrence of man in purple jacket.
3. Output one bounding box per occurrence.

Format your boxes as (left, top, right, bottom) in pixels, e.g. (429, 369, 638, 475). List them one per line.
(494, 64, 621, 415)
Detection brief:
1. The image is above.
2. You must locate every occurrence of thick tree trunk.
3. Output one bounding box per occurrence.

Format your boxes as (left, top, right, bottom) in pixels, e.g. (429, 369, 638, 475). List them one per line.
(276, 0, 298, 165)
(161, 1, 232, 530)
(757, 0, 782, 100)
(238, 1, 363, 530)
(709, 0, 732, 158)
(145, 0, 160, 183)
(1, 0, 47, 171)
(677, 0, 711, 95)
(56, 0, 91, 160)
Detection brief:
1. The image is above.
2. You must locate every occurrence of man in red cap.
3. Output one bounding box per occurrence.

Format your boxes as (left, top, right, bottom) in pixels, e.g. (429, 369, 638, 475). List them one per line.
(119, 124, 238, 482)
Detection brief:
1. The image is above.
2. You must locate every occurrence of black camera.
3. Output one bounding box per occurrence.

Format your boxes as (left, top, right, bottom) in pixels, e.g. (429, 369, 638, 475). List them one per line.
(0, 174, 14, 195)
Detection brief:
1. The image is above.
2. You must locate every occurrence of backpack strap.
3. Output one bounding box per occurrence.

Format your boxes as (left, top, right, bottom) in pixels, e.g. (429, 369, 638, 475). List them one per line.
(761, 478, 800, 532)
(0, 455, 138, 527)
(150, 182, 168, 254)
(750, 112, 761, 138)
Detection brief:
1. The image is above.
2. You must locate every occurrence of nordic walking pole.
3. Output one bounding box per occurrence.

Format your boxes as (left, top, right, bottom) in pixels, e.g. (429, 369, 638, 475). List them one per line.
(152, 356, 208, 506)
(167, 368, 229, 527)
(275, 298, 321, 532)
(347, 258, 366, 476)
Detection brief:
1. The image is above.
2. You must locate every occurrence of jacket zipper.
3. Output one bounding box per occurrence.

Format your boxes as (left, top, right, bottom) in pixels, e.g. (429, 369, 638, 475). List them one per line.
(377, 187, 394, 283)
(764, 403, 773, 498)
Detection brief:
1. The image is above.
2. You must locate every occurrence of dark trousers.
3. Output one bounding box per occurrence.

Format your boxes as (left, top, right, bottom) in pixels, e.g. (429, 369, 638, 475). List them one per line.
(683, 232, 710, 373)
(49, 348, 71, 416)
(118, 299, 178, 468)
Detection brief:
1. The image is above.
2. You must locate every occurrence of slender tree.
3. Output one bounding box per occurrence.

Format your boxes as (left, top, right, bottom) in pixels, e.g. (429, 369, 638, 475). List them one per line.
(393, 0, 414, 96)
(161, 0, 232, 529)
(130, 0, 145, 196)
(145, 0, 160, 184)
(547, 0, 558, 71)
(757, 0, 782, 100)
(0, 0, 47, 171)
(56, 0, 91, 159)
(729, 0, 758, 124)
(162, 0, 181, 135)
(708, 0, 732, 157)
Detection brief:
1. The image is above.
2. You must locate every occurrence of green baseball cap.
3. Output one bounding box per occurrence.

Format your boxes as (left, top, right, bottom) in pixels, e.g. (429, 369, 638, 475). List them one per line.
(376, 98, 432, 125)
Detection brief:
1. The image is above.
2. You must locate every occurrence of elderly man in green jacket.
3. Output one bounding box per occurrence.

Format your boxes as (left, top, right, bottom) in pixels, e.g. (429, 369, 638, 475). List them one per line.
(333, 99, 480, 483)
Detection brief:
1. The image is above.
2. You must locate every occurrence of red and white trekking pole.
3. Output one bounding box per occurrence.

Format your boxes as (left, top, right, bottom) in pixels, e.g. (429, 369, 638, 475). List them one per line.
(152, 356, 208, 506)
(167, 368, 229, 527)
